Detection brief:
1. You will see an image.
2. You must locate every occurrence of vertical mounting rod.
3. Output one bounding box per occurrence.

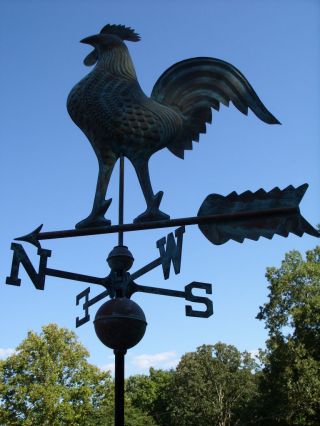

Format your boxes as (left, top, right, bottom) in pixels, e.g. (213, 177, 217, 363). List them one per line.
(114, 349, 126, 426)
(118, 155, 125, 246)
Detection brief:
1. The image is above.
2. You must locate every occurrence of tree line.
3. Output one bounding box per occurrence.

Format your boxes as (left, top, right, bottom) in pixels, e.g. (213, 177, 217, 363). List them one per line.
(1, 245, 319, 425)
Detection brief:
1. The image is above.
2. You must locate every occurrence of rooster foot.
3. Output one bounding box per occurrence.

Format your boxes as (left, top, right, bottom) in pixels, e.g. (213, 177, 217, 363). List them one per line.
(75, 199, 112, 229)
(133, 191, 170, 223)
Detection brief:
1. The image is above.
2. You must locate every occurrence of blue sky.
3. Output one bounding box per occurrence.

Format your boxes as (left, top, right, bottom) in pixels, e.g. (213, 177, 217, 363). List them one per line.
(1, 0, 319, 376)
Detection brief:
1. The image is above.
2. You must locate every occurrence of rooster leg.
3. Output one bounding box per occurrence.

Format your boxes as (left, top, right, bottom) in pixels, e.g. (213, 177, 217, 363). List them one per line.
(75, 158, 116, 229)
(133, 158, 170, 223)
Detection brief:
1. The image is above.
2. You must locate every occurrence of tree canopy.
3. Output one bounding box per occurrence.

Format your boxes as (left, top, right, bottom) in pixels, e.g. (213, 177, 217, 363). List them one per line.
(126, 367, 174, 425)
(168, 343, 259, 426)
(257, 246, 320, 424)
(0, 324, 112, 425)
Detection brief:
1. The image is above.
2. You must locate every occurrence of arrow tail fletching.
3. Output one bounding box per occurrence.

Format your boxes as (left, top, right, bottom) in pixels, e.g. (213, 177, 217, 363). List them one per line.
(198, 184, 319, 245)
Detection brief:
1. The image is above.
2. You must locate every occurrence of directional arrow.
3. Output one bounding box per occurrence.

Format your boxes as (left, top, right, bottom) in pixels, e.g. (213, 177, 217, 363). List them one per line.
(15, 183, 319, 248)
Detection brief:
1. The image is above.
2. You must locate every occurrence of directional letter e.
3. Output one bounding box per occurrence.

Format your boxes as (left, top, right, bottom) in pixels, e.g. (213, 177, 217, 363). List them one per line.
(6, 243, 51, 290)
(156, 226, 185, 280)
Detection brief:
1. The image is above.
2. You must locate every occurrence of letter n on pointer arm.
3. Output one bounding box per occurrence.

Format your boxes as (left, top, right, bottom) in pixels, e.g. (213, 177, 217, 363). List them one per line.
(6, 243, 51, 290)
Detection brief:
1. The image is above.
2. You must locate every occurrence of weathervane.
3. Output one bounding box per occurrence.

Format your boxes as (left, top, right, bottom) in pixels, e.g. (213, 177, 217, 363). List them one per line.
(5, 24, 319, 426)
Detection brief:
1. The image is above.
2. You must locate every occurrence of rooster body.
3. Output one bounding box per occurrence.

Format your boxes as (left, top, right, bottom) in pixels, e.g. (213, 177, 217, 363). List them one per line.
(67, 25, 279, 229)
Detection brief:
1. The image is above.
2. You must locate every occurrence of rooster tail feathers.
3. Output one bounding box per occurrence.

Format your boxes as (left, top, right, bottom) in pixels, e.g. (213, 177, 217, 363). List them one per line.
(151, 57, 280, 123)
(151, 57, 280, 158)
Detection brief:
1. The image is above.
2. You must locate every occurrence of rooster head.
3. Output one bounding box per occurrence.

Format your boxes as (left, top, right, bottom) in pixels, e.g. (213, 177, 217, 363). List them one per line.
(80, 24, 140, 66)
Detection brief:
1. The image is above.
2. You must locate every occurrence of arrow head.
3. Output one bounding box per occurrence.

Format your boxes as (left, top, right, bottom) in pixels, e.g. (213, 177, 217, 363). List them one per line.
(198, 184, 319, 245)
(15, 224, 43, 249)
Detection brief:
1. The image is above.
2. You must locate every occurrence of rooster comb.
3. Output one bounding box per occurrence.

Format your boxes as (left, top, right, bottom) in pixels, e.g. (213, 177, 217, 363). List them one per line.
(100, 24, 141, 42)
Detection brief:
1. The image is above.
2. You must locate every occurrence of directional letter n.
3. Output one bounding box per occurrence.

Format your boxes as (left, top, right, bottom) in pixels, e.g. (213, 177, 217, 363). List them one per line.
(156, 226, 185, 280)
(6, 243, 51, 290)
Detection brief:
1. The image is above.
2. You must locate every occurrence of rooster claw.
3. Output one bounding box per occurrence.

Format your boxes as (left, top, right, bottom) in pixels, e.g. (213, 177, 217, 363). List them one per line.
(133, 191, 170, 223)
(75, 199, 112, 229)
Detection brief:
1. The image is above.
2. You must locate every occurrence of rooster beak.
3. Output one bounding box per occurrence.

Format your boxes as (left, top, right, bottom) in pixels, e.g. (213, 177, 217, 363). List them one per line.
(80, 35, 101, 46)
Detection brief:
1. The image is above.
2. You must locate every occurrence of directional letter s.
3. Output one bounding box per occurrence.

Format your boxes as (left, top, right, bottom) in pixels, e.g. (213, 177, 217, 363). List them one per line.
(185, 282, 213, 318)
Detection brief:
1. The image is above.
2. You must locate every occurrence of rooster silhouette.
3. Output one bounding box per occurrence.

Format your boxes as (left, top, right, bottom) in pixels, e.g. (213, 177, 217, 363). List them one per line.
(67, 24, 280, 229)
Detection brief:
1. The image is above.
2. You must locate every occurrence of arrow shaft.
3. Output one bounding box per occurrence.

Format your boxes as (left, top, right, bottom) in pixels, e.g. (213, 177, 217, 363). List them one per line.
(129, 282, 186, 298)
(45, 267, 105, 286)
(130, 257, 162, 281)
(18, 206, 298, 243)
(85, 289, 109, 307)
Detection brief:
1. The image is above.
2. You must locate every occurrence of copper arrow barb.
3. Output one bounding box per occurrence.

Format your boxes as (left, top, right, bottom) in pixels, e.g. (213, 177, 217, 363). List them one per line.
(15, 206, 302, 248)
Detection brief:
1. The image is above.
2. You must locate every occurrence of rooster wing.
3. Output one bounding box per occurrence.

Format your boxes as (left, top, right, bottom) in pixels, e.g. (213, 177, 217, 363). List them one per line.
(79, 79, 182, 160)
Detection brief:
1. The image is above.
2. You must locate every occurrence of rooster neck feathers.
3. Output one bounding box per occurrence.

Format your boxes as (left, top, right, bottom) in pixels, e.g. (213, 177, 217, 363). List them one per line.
(96, 44, 137, 80)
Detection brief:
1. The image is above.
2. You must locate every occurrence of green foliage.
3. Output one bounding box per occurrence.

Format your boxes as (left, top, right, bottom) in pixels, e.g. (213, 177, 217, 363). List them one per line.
(96, 386, 157, 426)
(257, 246, 320, 424)
(126, 367, 174, 425)
(0, 324, 112, 425)
(168, 343, 260, 426)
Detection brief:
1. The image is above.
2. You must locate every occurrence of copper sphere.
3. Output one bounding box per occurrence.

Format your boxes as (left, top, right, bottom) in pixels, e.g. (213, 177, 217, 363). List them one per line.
(94, 298, 147, 350)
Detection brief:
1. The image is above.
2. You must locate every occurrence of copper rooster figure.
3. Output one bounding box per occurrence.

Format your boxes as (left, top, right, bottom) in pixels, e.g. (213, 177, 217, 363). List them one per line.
(67, 24, 279, 229)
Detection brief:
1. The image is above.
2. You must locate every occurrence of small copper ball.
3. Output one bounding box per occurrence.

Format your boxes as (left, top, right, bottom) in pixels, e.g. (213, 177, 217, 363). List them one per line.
(107, 245, 134, 272)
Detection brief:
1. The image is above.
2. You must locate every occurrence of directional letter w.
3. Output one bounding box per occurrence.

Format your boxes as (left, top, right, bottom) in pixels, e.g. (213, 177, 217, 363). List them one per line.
(6, 243, 51, 290)
(156, 226, 185, 280)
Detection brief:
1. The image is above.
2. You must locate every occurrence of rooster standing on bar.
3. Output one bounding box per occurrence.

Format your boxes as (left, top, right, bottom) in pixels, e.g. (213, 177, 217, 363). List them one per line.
(67, 24, 279, 229)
